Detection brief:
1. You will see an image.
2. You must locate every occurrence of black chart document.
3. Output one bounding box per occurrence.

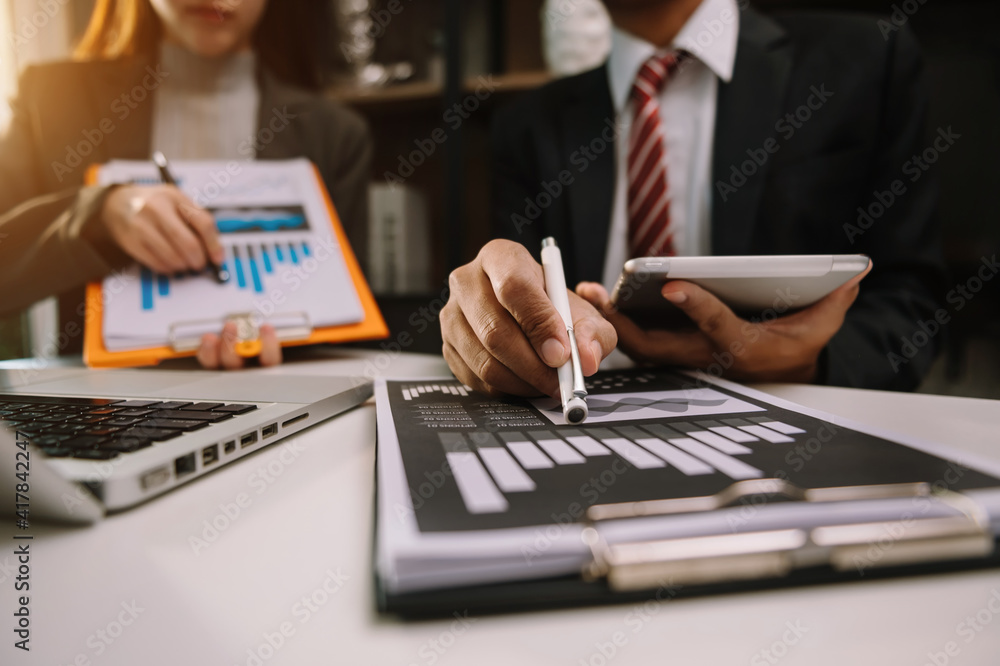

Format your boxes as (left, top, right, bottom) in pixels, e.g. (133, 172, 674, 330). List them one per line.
(374, 370, 1000, 596)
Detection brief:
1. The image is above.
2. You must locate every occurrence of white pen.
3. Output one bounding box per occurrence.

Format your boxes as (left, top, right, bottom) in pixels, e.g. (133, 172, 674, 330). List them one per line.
(540, 237, 588, 424)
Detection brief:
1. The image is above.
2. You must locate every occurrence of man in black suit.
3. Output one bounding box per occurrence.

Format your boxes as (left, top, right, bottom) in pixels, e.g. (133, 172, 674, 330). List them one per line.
(440, 0, 945, 397)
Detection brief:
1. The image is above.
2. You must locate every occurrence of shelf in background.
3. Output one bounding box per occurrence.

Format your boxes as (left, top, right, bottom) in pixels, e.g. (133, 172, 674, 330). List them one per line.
(328, 71, 553, 111)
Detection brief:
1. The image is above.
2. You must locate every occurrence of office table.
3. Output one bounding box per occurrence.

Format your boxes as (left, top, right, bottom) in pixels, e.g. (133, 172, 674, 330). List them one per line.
(2, 349, 999, 666)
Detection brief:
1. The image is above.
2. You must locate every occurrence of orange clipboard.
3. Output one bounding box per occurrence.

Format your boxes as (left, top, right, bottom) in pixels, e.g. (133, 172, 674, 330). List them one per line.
(82, 161, 388, 368)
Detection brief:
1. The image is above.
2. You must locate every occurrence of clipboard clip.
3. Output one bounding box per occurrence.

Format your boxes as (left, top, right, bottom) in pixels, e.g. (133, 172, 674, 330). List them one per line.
(580, 481, 995, 592)
(168, 311, 313, 357)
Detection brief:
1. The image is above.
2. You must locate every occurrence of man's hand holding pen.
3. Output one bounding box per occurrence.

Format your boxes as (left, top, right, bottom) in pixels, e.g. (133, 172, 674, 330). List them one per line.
(440, 239, 617, 399)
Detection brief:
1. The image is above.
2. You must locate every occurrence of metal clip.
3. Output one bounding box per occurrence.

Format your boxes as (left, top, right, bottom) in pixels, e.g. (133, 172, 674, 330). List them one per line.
(168, 311, 313, 355)
(581, 485, 994, 592)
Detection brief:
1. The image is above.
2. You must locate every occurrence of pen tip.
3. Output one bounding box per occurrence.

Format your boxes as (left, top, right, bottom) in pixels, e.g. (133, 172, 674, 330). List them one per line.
(564, 397, 588, 424)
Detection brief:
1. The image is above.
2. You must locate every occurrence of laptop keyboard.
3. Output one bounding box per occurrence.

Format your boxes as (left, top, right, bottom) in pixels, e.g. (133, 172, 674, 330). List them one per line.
(0, 395, 257, 460)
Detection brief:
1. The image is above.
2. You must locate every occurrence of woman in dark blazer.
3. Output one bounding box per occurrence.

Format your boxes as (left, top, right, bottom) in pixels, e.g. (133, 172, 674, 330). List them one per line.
(0, 0, 372, 367)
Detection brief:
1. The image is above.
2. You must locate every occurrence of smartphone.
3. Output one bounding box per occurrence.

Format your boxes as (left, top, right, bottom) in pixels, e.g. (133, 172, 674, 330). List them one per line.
(609, 254, 870, 324)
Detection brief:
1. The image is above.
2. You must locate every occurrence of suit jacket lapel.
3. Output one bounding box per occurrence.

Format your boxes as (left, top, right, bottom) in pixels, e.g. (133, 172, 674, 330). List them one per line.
(561, 65, 616, 284)
(255, 71, 310, 160)
(97, 57, 155, 163)
(711, 9, 793, 255)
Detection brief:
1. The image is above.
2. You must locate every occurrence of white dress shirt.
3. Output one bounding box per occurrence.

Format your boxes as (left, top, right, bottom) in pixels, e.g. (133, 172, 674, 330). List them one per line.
(600, 0, 740, 290)
(151, 43, 260, 161)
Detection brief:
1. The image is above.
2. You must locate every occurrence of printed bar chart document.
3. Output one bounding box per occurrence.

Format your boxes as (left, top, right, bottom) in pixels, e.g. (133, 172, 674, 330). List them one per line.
(84, 159, 387, 366)
(374, 370, 1000, 615)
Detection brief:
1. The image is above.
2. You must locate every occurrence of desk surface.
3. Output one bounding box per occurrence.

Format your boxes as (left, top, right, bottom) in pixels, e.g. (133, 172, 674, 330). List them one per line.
(3, 350, 999, 666)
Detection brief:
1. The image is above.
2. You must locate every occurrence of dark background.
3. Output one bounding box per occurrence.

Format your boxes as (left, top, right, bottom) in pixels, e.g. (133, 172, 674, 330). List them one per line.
(2, 0, 997, 398)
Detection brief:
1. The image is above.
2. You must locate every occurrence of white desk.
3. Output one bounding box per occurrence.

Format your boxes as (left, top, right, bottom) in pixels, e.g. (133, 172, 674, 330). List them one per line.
(3, 350, 999, 666)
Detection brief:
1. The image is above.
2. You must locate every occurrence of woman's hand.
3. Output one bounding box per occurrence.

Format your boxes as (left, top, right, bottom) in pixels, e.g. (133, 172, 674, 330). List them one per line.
(196, 322, 283, 370)
(101, 184, 224, 274)
(103, 185, 284, 369)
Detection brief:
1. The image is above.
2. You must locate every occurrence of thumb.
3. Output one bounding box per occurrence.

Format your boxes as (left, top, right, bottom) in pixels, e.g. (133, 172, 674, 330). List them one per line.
(481, 245, 571, 367)
(794, 259, 872, 335)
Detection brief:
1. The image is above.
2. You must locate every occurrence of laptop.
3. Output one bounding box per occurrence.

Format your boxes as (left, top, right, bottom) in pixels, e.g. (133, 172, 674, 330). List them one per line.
(1, 366, 371, 522)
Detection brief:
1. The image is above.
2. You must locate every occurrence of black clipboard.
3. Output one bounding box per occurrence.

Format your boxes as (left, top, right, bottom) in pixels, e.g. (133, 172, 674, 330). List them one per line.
(372, 371, 1000, 618)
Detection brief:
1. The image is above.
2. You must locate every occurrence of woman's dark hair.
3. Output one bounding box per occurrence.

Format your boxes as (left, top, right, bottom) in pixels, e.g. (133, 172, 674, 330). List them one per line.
(75, 0, 334, 90)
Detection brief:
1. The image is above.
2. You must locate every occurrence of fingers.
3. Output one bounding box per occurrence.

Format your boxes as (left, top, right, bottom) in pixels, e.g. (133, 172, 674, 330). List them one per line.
(196, 323, 283, 370)
(258, 325, 283, 367)
(101, 185, 221, 273)
(660, 280, 745, 348)
(196, 333, 221, 369)
(195, 323, 245, 370)
(442, 240, 570, 396)
(442, 338, 538, 397)
(828, 257, 873, 304)
(146, 193, 211, 271)
(577, 281, 711, 366)
(134, 226, 189, 275)
(175, 193, 225, 266)
(442, 270, 556, 396)
(567, 287, 616, 374)
(217, 322, 247, 370)
(786, 258, 873, 341)
(478, 240, 570, 367)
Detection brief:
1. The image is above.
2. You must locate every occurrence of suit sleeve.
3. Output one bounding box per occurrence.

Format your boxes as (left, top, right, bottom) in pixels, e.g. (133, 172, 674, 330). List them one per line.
(821, 26, 947, 391)
(490, 105, 545, 259)
(0, 67, 125, 317)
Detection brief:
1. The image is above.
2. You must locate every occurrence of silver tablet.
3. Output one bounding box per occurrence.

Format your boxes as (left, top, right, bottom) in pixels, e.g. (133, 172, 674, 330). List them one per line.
(609, 254, 870, 318)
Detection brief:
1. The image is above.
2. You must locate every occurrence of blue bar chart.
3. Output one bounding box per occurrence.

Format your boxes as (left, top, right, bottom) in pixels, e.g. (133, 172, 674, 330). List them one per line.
(134, 205, 317, 310)
(138, 240, 314, 309)
(99, 159, 367, 351)
(210, 206, 309, 233)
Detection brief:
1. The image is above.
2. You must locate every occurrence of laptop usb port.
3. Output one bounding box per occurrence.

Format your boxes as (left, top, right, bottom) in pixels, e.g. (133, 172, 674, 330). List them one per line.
(262, 423, 278, 439)
(223, 440, 236, 454)
(174, 453, 196, 478)
(141, 466, 170, 490)
(241, 432, 258, 448)
(202, 444, 219, 466)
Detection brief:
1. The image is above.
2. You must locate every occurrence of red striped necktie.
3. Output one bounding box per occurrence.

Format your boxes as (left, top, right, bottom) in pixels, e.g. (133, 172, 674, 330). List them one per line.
(627, 52, 682, 258)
